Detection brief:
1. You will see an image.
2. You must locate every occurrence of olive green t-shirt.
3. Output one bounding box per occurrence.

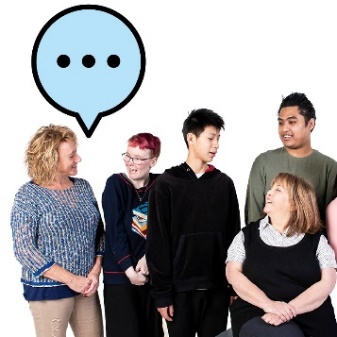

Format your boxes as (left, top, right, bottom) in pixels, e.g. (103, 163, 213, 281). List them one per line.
(245, 147, 337, 225)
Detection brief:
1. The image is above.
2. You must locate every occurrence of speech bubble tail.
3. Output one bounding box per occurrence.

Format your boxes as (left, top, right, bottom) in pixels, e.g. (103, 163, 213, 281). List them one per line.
(75, 113, 102, 138)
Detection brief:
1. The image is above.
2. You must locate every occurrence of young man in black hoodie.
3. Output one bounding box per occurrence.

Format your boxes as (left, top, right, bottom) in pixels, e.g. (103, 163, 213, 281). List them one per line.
(147, 108, 241, 337)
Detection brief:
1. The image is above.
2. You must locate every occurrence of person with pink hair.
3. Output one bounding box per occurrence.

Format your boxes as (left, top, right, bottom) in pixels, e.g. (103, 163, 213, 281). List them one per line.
(102, 133, 164, 337)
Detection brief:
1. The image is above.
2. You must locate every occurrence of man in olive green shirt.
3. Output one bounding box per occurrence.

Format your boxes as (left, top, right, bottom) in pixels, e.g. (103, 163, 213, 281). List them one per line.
(245, 92, 337, 225)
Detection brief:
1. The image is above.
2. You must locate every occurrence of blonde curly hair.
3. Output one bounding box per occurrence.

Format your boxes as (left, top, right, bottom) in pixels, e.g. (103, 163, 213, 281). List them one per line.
(25, 124, 77, 185)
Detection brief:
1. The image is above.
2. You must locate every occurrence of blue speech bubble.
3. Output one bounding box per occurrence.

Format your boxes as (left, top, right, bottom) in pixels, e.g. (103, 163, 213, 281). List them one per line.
(31, 5, 146, 137)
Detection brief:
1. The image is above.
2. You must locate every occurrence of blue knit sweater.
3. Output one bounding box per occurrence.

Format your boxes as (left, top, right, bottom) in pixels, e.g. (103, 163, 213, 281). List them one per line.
(10, 178, 105, 300)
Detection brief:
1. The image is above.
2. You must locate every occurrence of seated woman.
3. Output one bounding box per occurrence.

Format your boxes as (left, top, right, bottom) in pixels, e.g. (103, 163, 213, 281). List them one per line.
(226, 172, 337, 337)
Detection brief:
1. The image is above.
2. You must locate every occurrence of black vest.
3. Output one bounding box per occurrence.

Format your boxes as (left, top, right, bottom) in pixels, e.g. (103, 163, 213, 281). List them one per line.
(230, 221, 337, 337)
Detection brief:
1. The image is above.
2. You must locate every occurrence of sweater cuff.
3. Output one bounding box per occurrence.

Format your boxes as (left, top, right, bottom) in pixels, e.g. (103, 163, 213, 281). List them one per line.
(118, 254, 133, 271)
(155, 296, 173, 309)
(34, 261, 55, 277)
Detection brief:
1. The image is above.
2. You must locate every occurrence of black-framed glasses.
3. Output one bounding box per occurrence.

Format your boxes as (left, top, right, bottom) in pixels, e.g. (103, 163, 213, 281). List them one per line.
(122, 153, 151, 165)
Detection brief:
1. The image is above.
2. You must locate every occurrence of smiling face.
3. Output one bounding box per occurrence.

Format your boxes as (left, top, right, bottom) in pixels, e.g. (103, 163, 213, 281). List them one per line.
(263, 182, 291, 220)
(278, 106, 315, 156)
(56, 140, 81, 177)
(187, 125, 220, 163)
(124, 145, 157, 186)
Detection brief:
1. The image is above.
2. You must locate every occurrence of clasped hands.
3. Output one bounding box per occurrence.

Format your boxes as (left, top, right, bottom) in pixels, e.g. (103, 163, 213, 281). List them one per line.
(67, 271, 100, 297)
(125, 255, 149, 286)
(262, 300, 296, 326)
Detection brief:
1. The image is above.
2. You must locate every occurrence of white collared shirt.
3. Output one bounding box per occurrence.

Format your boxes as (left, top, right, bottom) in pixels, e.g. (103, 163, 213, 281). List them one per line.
(226, 215, 337, 269)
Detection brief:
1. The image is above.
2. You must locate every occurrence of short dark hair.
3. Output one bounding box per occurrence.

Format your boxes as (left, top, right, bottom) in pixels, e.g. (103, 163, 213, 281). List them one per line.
(182, 108, 225, 147)
(278, 92, 316, 125)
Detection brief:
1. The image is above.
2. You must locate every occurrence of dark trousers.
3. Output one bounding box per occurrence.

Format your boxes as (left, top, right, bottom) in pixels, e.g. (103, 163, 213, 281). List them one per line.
(166, 288, 230, 337)
(239, 317, 305, 337)
(104, 283, 164, 337)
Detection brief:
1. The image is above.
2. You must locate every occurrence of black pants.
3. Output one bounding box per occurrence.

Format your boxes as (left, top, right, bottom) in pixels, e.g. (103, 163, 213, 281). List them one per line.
(104, 283, 164, 337)
(239, 317, 305, 337)
(166, 288, 230, 337)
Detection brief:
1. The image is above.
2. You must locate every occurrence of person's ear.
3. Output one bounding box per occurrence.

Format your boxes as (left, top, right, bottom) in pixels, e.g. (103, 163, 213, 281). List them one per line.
(187, 133, 194, 145)
(149, 157, 158, 168)
(308, 118, 315, 132)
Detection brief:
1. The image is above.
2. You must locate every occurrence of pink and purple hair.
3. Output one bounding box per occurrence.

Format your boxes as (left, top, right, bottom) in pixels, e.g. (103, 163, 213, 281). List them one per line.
(128, 133, 161, 158)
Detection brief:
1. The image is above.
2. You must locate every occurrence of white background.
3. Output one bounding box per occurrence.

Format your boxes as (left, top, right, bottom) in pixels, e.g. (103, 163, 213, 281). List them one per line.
(2, 1, 337, 335)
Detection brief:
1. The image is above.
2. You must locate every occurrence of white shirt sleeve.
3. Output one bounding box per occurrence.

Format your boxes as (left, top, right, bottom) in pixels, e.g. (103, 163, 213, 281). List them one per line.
(316, 235, 337, 269)
(226, 231, 246, 264)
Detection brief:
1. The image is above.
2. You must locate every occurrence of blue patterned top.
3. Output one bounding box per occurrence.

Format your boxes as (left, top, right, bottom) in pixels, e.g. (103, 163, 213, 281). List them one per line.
(10, 178, 105, 300)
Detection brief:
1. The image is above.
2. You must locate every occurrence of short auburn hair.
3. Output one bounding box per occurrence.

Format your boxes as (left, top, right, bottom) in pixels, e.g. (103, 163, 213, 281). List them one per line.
(127, 133, 161, 158)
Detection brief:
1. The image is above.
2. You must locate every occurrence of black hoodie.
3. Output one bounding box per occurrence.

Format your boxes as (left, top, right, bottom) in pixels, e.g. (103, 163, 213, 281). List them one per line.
(146, 163, 241, 308)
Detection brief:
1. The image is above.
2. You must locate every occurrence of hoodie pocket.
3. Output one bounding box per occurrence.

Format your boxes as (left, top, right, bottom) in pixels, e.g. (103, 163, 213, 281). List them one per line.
(173, 232, 225, 282)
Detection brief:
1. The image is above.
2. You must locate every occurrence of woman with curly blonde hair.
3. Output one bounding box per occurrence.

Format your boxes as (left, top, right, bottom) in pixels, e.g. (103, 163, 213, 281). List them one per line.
(10, 124, 104, 337)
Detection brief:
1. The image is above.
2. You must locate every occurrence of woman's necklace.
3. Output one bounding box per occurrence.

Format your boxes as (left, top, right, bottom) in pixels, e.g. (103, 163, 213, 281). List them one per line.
(133, 178, 150, 202)
(134, 188, 145, 202)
